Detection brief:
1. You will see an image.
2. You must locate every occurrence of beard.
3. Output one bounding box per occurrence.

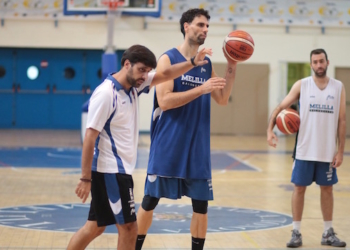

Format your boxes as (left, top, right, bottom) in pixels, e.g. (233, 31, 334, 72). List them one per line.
(197, 37, 205, 45)
(127, 69, 145, 88)
(189, 35, 205, 46)
(312, 66, 327, 78)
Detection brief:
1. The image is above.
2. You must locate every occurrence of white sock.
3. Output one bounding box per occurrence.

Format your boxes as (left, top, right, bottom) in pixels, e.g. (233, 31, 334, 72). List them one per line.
(324, 221, 332, 232)
(293, 221, 301, 231)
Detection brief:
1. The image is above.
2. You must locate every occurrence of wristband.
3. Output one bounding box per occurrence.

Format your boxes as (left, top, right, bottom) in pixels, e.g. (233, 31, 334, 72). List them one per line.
(190, 56, 197, 66)
(80, 178, 92, 183)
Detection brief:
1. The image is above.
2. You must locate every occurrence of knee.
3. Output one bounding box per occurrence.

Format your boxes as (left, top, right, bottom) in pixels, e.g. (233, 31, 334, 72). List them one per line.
(192, 199, 208, 214)
(125, 221, 138, 233)
(141, 195, 160, 211)
(294, 185, 307, 195)
(320, 185, 333, 194)
(94, 226, 106, 237)
(119, 221, 138, 237)
(84, 223, 105, 238)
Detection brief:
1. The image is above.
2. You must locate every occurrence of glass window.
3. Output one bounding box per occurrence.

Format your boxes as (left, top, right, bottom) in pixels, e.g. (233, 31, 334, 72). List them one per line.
(27, 66, 39, 80)
(64, 67, 75, 79)
(0, 66, 5, 78)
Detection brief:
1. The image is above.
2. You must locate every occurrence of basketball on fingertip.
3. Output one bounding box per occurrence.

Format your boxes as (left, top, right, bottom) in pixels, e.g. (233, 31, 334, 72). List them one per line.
(223, 30, 254, 62)
(276, 108, 300, 135)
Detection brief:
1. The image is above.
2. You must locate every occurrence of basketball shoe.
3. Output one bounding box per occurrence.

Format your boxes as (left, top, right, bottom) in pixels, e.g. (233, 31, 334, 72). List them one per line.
(287, 229, 302, 248)
(321, 227, 346, 247)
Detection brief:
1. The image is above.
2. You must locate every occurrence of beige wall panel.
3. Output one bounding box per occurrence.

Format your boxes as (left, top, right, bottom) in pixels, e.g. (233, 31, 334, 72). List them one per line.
(335, 67, 350, 136)
(211, 63, 269, 135)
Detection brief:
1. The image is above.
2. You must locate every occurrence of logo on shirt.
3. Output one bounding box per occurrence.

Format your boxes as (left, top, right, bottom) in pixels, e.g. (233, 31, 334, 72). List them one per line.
(309, 104, 334, 113)
(326, 95, 334, 100)
(181, 74, 206, 87)
(201, 67, 206, 73)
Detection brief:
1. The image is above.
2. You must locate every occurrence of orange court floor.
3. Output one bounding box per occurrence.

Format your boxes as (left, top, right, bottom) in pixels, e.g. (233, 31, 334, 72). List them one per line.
(0, 129, 349, 250)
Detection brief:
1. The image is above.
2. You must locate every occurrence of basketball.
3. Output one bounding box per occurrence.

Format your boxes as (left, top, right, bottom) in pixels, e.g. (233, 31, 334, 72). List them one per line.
(276, 108, 300, 135)
(223, 30, 255, 62)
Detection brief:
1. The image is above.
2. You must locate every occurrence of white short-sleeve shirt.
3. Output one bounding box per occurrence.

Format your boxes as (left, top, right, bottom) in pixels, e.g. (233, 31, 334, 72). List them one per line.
(87, 72, 155, 174)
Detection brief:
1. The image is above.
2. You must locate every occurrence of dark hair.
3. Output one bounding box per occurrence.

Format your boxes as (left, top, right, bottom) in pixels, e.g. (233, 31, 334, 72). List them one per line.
(310, 48, 328, 62)
(121, 44, 157, 69)
(180, 8, 210, 38)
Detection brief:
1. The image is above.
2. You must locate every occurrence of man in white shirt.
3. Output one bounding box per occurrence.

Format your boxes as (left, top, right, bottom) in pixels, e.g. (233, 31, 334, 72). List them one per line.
(267, 48, 346, 248)
(67, 44, 218, 250)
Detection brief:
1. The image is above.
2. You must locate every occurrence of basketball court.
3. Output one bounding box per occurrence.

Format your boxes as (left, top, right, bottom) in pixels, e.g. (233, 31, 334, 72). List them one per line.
(0, 130, 349, 249)
(0, 0, 349, 249)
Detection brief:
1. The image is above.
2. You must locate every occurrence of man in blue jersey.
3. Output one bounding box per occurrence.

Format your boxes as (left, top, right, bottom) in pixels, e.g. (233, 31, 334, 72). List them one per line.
(136, 9, 237, 250)
(66, 44, 212, 250)
(267, 49, 346, 248)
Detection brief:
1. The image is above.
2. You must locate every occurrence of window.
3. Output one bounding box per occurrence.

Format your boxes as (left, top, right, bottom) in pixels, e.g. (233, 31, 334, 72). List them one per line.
(0, 66, 5, 78)
(27, 66, 39, 80)
(64, 67, 75, 79)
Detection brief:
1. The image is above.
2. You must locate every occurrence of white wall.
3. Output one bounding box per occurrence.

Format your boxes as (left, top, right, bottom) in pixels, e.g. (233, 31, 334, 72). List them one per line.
(1, 16, 349, 131)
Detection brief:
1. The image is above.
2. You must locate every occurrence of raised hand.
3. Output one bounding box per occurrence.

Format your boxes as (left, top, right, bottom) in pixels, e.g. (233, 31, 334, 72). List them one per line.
(194, 47, 213, 66)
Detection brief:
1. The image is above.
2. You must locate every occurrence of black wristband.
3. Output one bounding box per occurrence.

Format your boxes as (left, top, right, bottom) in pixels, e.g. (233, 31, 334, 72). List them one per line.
(80, 178, 92, 183)
(190, 56, 197, 66)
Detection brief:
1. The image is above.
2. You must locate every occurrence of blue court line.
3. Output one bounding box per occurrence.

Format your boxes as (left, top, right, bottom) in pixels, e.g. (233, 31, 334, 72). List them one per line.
(0, 147, 259, 171)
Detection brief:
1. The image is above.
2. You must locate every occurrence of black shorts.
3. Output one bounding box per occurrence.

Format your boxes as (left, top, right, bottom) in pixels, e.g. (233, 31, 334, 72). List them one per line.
(88, 171, 136, 226)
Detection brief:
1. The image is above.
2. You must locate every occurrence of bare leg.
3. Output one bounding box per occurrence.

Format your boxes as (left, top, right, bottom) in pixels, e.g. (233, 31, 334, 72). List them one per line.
(67, 220, 105, 250)
(292, 185, 307, 221)
(117, 221, 138, 250)
(320, 185, 333, 221)
(137, 206, 154, 235)
(190, 212, 207, 238)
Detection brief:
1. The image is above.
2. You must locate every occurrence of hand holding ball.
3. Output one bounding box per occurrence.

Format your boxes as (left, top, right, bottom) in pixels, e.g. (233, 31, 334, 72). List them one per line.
(223, 30, 254, 62)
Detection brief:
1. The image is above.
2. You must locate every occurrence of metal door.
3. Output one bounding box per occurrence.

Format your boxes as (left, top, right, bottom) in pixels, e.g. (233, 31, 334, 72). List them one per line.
(15, 49, 51, 128)
(0, 49, 15, 127)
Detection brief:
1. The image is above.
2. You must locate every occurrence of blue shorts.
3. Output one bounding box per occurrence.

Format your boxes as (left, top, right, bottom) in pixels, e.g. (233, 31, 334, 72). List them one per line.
(291, 159, 338, 186)
(144, 175, 214, 201)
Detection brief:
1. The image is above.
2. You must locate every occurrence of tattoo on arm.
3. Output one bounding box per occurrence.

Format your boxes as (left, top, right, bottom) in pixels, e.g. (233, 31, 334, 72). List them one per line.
(228, 67, 233, 74)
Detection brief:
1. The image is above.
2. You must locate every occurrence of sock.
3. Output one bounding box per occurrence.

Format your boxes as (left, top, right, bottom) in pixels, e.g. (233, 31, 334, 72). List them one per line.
(135, 234, 146, 250)
(324, 221, 332, 233)
(192, 237, 205, 250)
(292, 221, 301, 231)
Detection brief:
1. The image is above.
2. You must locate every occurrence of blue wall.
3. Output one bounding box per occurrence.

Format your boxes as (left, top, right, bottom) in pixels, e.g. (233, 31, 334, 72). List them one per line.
(0, 48, 124, 129)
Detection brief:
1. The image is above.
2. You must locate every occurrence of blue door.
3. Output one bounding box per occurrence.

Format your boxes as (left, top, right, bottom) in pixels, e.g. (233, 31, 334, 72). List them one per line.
(15, 49, 51, 128)
(51, 49, 85, 129)
(0, 48, 116, 129)
(0, 49, 15, 127)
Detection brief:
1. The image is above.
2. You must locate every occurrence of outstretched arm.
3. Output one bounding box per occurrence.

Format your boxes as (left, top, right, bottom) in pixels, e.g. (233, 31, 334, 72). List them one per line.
(267, 80, 301, 147)
(333, 83, 346, 167)
(155, 53, 226, 111)
(150, 48, 212, 88)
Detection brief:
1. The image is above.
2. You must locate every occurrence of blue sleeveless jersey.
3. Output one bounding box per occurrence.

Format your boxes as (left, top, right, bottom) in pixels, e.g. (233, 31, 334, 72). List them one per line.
(147, 48, 212, 179)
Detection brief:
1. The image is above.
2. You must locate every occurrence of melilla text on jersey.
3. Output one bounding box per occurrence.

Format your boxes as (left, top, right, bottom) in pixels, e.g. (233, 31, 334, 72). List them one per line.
(181, 74, 206, 88)
(309, 103, 334, 113)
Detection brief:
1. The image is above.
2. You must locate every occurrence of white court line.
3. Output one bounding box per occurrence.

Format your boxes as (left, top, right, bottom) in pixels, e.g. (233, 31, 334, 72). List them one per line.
(47, 152, 80, 159)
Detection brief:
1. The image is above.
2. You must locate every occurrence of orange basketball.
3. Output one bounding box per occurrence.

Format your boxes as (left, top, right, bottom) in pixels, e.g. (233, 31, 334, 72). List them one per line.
(276, 108, 300, 135)
(223, 30, 254, 62)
